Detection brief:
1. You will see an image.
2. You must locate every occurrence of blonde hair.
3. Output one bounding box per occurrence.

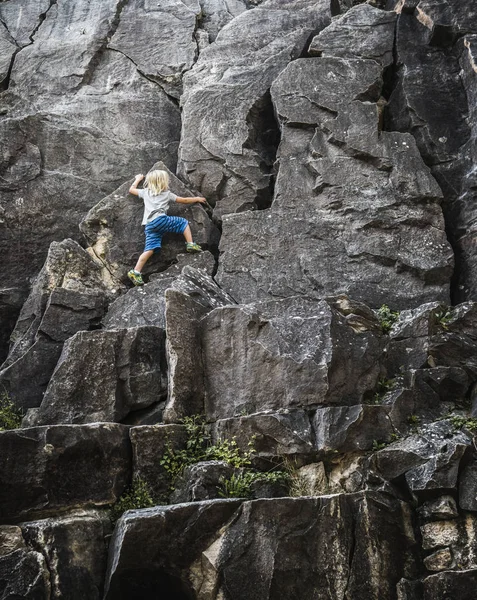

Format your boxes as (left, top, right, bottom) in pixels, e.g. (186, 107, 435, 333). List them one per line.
(145, 170, 169, 195)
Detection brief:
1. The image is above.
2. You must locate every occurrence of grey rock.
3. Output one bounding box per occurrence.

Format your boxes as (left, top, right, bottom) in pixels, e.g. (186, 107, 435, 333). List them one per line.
(163, 272, 234, 423)
(170, 461, 234, 503)
(204, 493, 416, 600)
(0, 424, 131, 522)
(198, 0, 247, 43)
(0, 0, 51, 48)
(104, 493, 416, 600)
(178, 0, 332, 218)
(103, 253, 216, 330)
(28, 326, 167, 426)
(104, 499, 242, 600)
(418, 496, 459, 522)
(423, 548, 454, 572)
(459, 457, 477, 511)
(371, 420, 471, 492)
(217, 52, 453, 308)
(0, 526, 25, 557)
(80, 161, 220, 286)
(21, 510, 110, 600)
(385, 8, 477, 302)
(0, 549, 50, 599)
(213, 411, 315, 463)
(0, 239, 110, 410)
(423, 569, 477, 600)
(0, 22, 17, 86)
(313, 404, 397, 455)
(109, 0, 201, 98)
(130, 424, 188, 502)
(202, 296, 383, 420)
(309, 3, 396, 66)
(421, 515, 477, 571)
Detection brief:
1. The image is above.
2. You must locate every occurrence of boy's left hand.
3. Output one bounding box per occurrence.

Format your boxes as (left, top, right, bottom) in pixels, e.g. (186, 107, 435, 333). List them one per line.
(196, 197, 207, 204)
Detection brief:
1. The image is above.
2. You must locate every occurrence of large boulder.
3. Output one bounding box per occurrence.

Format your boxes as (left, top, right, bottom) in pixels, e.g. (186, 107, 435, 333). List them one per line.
(178, 0, 333, 218)
(80, 161, 220, 286)
(371, 420, 472, 493)
(0, 239, 110, 410)
(103, 253, 216, 330)
(0, 424, 131, 521)
(25, 326, 167, 426)
(217, 42, 453, 308)
(163, 269, 236, 423)
(201, 296, 383, 420)
(21, 510, 110, 600)
(104, 493, 417, 600)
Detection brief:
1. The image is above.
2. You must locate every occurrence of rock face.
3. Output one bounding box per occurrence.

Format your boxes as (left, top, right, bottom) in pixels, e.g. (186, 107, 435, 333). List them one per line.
(202, 296, 383, 420)
(0, 424, 131, 521)
(104, 493, 417, 600)
(0, 239, 110, 410)
(178, 0, 334, 218)
(26, 326, 167, 426)
(217, 4, 454, 308)
(4, 1, 477, 599)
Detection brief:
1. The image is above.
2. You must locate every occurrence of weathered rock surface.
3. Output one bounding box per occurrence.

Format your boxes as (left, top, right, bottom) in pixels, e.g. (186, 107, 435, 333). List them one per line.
(423, 569, 477, 600)
(213, 411, 315, 463)
(178, 0, 333, 218)
(217, 6, 453, 308)
(371, 420, 471, 493)
(202, 296, 383, 420)
(0, 549, 50, 599)
(0, 424, 131, 521)
(309, 3, 396, 65)
(0, 239, 110, 410)
(170, 461, 234, 504)
(103, 252, 216, 329)
(26, 326, 167, 426)
(104, 493, 417, 600)
(385, 3, 477, 303)
(21, 510, 110, 600)
(163, 269, 235, 423)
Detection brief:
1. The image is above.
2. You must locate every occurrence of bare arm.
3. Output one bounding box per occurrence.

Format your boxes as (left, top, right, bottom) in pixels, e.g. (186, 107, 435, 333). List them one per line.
(175, 196, 207, 205)
(129, 174, 144, 196)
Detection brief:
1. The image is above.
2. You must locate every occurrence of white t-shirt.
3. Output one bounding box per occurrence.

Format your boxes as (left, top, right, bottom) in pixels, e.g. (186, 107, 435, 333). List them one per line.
(138, 188, 178, 224)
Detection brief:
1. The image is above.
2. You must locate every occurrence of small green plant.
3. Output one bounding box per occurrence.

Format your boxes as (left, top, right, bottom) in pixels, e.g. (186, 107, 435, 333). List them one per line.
(370, 377, 396, 404)
(376, 305, 400, 334)
(450, 415, 477, 434)
(0, 391, 23, 431)
(372, 440, 388, 452)
(159, 415, 255, 490)
(408, 414, 420, 429)
(218, 470, 289, 499)
(435, 307, 454, 330)
(110, 478, 155, 524)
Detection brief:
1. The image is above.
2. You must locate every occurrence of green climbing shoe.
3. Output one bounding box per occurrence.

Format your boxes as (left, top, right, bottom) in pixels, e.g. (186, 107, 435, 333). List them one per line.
(127, 270, 144, 286)
(186, 242, 202, 253)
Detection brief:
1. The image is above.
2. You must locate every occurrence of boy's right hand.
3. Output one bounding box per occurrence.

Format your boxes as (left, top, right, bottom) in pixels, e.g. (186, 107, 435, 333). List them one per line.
(135, 174, 144, 180)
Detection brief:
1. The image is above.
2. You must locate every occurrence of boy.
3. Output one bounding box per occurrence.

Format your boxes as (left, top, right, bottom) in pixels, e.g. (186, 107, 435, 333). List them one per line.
(127, 170, 207, 286)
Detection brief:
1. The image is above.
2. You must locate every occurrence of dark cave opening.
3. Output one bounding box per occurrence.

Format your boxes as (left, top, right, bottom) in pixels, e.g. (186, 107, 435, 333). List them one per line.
(110, 569, 195, 600)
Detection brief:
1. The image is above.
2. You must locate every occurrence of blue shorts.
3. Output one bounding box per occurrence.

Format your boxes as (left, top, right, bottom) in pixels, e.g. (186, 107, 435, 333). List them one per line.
(144, 215, 188, 252)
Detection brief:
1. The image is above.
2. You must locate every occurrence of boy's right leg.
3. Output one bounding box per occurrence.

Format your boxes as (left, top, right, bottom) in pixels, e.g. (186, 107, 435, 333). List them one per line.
(134, 250, 154, 273)
(128, 250, 154, 286)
